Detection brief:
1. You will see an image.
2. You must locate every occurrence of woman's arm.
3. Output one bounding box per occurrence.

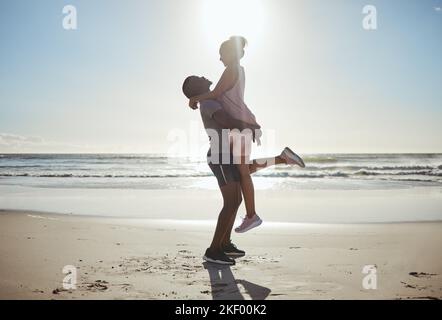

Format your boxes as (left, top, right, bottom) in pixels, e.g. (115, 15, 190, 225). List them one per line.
(189, 66, 237, 107)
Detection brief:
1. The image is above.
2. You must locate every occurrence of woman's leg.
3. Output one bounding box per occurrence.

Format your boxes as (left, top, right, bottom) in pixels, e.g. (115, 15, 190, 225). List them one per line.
(232, 136, 285, 219)
(248, 155, 286, 174)
(238, 155, 286, 218)
(237, 162, 256, 219)
(234, 135, 256, 219)
(239, 153, 288, 219)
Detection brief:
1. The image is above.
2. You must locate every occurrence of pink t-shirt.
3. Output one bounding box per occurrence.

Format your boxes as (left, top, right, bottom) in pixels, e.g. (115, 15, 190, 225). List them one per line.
(218, 66, 259, 126)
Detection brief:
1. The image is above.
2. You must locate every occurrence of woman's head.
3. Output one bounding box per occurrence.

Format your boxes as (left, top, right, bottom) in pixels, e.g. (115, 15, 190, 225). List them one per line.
(219, 36, 247, 66)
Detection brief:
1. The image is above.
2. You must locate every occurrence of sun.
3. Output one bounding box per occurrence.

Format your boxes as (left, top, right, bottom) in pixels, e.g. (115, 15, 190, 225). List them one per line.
(200, 0, 267, 51)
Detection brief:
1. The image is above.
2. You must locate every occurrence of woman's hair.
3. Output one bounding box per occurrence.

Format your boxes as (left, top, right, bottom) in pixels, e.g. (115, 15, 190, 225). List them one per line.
(220, 36, 248, 61)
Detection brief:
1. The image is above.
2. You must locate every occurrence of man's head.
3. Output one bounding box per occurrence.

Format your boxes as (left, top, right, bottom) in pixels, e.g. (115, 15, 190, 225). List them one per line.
(182, 76, 212, 98)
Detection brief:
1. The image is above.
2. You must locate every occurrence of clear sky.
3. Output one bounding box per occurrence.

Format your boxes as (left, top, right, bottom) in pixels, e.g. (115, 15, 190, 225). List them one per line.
(1, 0, 441, 154)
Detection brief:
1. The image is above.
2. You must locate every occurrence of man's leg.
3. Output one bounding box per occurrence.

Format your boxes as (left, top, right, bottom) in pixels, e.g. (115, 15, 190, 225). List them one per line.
(209, 182, 242, 252)
(221, 185, 242, 247)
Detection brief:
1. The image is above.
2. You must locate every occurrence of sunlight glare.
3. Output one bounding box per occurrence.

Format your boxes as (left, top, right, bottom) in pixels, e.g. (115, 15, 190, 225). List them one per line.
(200, 0, 267, 51)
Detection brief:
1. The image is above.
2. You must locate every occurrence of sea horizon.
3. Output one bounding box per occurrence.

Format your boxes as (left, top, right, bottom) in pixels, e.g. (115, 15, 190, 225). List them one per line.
(1, 152, 441, 223)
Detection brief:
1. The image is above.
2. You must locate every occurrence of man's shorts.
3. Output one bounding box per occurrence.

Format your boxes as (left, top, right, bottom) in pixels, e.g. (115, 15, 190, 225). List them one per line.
(207, 152, 240, 188)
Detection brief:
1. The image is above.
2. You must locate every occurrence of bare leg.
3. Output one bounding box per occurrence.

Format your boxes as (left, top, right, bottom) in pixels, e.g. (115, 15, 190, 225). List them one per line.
(249, 155, 286, 174)
(209, 182, 242, 251)
(237, 163, 256, 219)
(221, 185, 242, 247)
(241, 152, 289, 219)
(238, 155, 286, 219)
(220, 154, 289, 239)
(230, 135, 258, 219)
(234, 137, 288, 219)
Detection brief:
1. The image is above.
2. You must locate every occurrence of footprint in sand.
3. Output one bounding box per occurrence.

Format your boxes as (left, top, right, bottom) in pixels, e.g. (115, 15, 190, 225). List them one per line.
(409, 272, 437, 278)
(85, 280, 109, 291)
(52, 287, 70, 294)
(401, 281, 419, 289)
(399, 296, 440, 300)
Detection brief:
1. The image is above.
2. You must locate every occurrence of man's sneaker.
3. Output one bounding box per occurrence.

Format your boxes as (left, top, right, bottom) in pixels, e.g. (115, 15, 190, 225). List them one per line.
(281, 147, 305, 168)
(234, 214, 263, 233)
(203, 248, 235, 265)
(223, 241, 245, 257)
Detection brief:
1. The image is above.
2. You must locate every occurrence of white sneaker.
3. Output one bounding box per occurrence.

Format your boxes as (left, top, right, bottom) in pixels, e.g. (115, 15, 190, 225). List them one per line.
(281, 147, 305, 168)
(234, 214, 263, 233)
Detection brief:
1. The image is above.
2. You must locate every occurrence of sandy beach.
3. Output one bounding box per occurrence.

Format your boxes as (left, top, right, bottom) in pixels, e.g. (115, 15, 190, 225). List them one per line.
(1, 209, 441, 300)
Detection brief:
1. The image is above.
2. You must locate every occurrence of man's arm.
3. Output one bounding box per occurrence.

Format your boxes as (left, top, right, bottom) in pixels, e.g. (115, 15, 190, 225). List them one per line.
(212, 109, 260, 131)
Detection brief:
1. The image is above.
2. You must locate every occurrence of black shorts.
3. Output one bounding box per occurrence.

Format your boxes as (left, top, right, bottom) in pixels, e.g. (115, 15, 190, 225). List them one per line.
(207, 152, 240, 187)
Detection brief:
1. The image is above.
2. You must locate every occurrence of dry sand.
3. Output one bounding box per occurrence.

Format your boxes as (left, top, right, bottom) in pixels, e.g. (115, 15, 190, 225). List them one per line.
(0, 210, 441, 300)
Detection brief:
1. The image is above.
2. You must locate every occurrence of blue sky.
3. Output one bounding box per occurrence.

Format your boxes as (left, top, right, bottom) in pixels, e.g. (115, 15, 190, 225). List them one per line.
(0, 0, 441, 153)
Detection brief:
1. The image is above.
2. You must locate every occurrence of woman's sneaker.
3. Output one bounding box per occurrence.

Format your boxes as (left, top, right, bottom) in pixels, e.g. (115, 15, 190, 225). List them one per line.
(223, 241, 245, 257)
(234, 214, 262, 233)
(203, 248, 235, 265)
(281, 147, 305, 167)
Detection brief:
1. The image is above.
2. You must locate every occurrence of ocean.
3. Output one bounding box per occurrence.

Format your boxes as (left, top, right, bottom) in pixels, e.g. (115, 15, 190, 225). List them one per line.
(0, 153, 441, 222)
(0, 153, 441, 190)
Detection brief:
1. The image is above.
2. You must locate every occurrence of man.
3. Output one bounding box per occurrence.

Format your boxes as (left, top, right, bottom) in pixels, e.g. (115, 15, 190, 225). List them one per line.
(182, 75, 303, 265)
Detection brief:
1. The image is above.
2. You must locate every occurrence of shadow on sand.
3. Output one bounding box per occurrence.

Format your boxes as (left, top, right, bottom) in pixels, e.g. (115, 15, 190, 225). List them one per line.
(203, 262, 271, 300)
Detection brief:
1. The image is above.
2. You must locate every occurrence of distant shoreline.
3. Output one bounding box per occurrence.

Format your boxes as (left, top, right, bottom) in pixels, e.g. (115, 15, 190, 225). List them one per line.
(1, 208, 442, 226)
(1, 186, 442, 223)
